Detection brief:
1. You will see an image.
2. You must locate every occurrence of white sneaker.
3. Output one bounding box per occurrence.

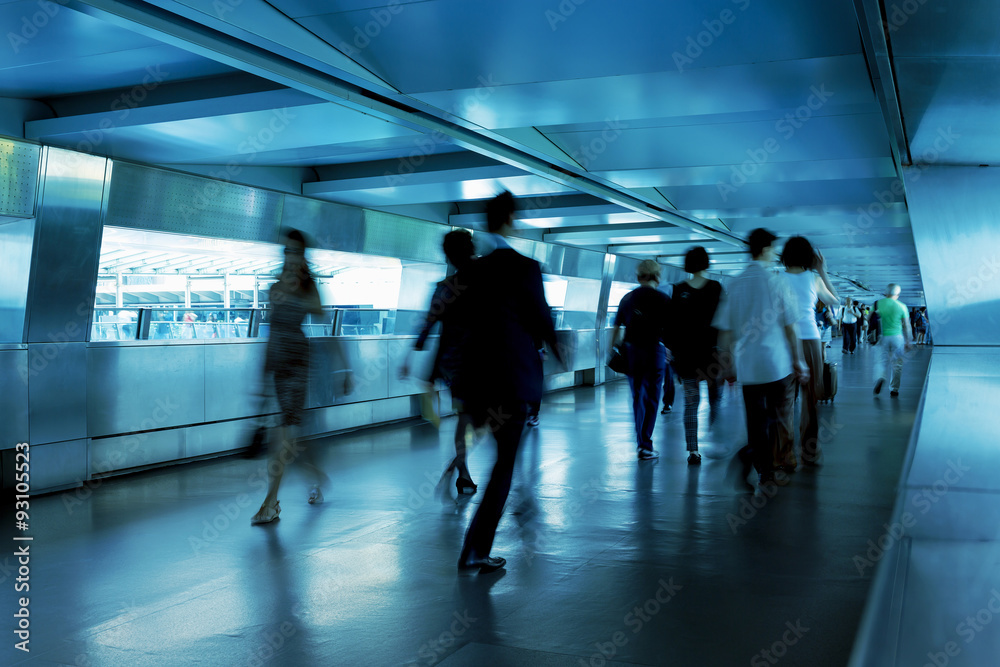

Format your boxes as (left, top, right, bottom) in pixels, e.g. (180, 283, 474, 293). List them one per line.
(308, 486, 324, 504)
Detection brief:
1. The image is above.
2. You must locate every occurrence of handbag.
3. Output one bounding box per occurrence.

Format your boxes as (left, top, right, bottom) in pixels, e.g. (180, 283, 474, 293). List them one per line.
(241, 391, 271, 459)
(607, 345, 629, 375)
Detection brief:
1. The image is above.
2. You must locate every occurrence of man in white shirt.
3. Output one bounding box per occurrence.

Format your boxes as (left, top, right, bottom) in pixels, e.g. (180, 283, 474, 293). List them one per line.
(713, 229, 808, 489)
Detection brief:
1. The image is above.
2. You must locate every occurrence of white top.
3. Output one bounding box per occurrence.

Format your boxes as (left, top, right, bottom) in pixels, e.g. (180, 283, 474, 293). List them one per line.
(842, 305, 858, 324)
(712, 261, 797, 385)
(784, 271, 820, 340)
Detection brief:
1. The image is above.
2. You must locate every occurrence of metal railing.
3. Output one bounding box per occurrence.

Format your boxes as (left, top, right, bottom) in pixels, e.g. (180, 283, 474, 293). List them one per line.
(90, 307, 428, 341)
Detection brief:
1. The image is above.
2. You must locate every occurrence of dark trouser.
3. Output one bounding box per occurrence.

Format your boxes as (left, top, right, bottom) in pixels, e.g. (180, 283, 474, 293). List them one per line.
(842, 322, 857, 352)
(630, 347, 667, 450)
(459, 402, 528, 561)
(742, 375, 795, 477)
(795, 340, 824, 464)
(662, 362, 675, 409)
(681, 376, 720, 451)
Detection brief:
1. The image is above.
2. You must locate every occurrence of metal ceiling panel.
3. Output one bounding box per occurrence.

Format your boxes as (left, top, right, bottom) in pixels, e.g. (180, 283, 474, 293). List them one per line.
(1, 44, 235, 98)
(593, 158, 899, 189)
(894, 59, 1000, 165)
(290, 0, 861, 94)
(410, 56, 874, 130)
(545, 113, 891, 172)
(305, 173, 573, 208)
(29, 101, 424, 165)
(661, 177, 901, 211)
(888, 2, 1000, 57)
(0, 0, 233, 97)
(722, 213, 914, 234)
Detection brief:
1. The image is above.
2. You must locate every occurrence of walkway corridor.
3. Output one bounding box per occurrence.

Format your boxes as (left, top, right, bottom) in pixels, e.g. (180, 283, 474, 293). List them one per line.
(3, 346, 932, 666)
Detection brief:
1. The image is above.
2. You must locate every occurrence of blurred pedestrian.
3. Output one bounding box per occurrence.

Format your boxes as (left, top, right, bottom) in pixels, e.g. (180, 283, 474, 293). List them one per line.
(252, 229, 340, 524)
(670, 247, 724, 465)
(780, 236, 838, 467)
(873, 284, 912, 398)
(403, 229, 479, 494)
(453, 191, 562, 573)
(714, 229, 807, 489)
(612, 259, 671, 461)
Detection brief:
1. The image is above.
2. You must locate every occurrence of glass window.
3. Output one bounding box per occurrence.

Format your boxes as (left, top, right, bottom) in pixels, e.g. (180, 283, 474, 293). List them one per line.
(92, 227, 446, 340)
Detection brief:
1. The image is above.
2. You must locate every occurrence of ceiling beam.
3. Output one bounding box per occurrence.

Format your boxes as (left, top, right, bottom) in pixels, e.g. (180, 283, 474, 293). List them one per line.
(66, 0, 741, 247)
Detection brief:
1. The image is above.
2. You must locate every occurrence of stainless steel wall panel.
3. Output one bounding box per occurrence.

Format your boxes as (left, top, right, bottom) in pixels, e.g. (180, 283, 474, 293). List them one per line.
(601, 327, 628, 380)
(543, 371, 577, 392)
(28, 342, 87, 445)
(360, 210, 447, 263)
(105, 162, 283, 243)
(507, 236, 605, 279)
(0, 349, 29, 449)
(571, 330, 597, 372)
(0, 218, 34, 342)
(371, 396, 416, 424)
(387, 343, 436, 398)
(205, 342, 268, 421)
(280, 194, 364, 252)
(29, 439, 88, 492)
(301, 401, 373, 437)
(26, 148, 107, 344)
(903, 166, 1000, 345)
(594, 254, 616, 384)
(87, 345, 206, 437)
(308, 338, 385, 407)
(91, 428, 183, 473)
(613, 255, 643, 283)
(183, 420, 246, 460)
(0, 139, 39, 218)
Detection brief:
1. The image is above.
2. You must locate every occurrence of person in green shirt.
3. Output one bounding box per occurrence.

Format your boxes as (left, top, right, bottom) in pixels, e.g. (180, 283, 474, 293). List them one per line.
(873, 283, 912, 397)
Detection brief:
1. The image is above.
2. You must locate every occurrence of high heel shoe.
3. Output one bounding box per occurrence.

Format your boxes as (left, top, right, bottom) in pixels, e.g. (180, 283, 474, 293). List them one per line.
(456, 477, 478, 495)
(251, 499, 280, 525)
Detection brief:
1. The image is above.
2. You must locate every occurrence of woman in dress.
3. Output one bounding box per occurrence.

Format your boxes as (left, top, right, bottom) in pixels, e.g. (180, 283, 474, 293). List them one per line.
(252, 229, 329, 524)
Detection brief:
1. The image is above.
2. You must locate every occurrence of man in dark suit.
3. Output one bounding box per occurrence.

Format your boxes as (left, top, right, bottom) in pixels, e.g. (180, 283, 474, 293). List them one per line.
(455, 191, 562, 573)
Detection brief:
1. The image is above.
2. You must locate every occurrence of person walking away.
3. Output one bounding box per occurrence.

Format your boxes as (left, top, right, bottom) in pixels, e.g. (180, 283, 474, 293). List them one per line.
(670, 247, 724, 465)
(873, 284, 912, 398)
(714, 228, 808, 489)
(914, 307, 928, 344)
(780, 237, 839, 467)
(858, 305, 868, 347)
(453, 191, 562, 573)
(252, 229, 341, 524)
(840, 298, 860, 354)
(868, 301, 882, 346)
(612, 260, 672, 461)
(402, 229, 479, 494)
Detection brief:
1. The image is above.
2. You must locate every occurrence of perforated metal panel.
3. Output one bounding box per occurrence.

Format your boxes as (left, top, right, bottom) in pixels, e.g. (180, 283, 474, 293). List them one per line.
(104, 162, 283, 243)
(0, 139, 39, 218)
(360, 210, 446, 263)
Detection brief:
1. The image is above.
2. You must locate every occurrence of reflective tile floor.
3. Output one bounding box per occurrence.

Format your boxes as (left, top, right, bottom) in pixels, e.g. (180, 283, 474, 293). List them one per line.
(2, 346, 931, 666)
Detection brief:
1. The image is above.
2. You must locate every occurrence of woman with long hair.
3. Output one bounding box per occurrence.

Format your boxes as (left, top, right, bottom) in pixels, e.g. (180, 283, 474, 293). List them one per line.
(780, 236, 839, 467)
(252, 229, 329, 524)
